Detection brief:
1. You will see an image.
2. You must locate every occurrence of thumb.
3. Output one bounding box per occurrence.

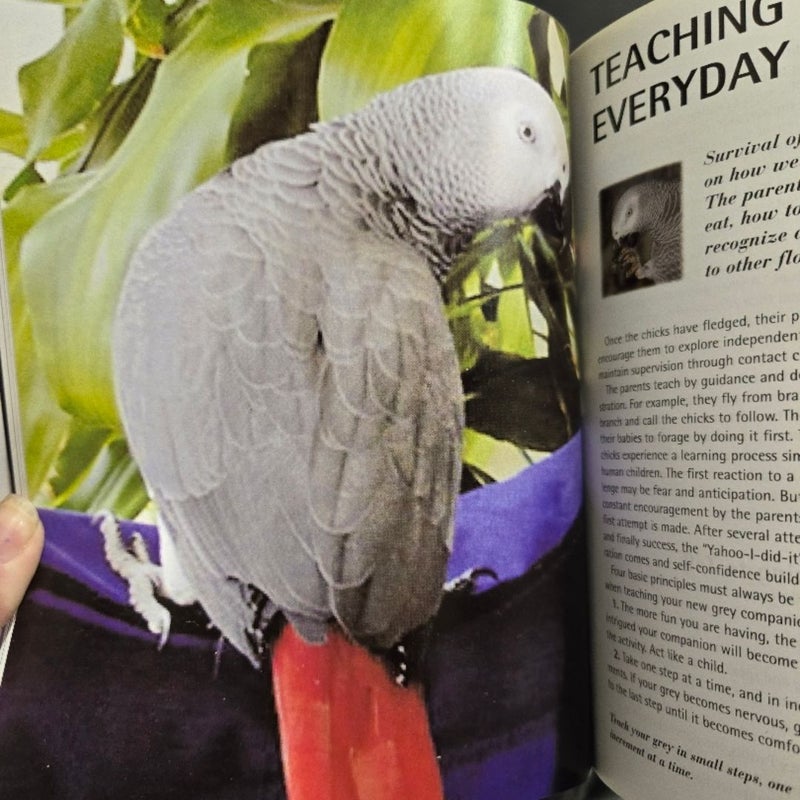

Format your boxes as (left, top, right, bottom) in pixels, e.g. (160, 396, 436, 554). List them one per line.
(0, 495, 44, 627)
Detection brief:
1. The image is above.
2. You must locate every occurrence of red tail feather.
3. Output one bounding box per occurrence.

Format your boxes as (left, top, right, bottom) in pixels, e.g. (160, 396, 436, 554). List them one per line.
(271, 624, 444, 800)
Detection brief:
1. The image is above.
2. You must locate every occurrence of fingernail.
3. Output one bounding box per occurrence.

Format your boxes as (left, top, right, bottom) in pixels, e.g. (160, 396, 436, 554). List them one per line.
(0, 495, 42, 564)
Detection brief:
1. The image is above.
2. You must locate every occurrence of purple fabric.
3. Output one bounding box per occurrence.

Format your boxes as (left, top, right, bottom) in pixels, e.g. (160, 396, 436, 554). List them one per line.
(5, 432, 588, 799)
(443, 721, 558, 800)
(38, 431, 582, 609)
(28, 589, 212, 649)
(38, 510, 160, 606)
(448, 431, 582, 587)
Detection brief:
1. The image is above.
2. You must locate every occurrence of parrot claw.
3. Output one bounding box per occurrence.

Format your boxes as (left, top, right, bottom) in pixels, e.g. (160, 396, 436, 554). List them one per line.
(95, 510, 173, 649)
(129, 531, 151, 564)
(146, 605, 172, 650)
(443, 566, 499, 595)
(387, 642, 410, 687)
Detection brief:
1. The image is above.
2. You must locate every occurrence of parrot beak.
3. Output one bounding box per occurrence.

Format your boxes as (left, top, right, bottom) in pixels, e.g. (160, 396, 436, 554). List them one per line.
(531, 181, 568, 243)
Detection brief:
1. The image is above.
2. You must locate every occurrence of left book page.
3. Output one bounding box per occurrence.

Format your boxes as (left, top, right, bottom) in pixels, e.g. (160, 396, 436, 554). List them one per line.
(0, 2, 590, 798)
(0, 223, 29, 681)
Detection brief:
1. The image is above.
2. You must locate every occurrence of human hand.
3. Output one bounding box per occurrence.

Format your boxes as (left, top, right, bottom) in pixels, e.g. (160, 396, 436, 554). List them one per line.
(0, 495, 44, 627)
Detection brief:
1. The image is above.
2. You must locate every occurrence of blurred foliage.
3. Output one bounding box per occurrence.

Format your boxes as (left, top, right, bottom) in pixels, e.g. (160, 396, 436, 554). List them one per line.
(1, 0, 577, 515)
(446, 214, 579, 490)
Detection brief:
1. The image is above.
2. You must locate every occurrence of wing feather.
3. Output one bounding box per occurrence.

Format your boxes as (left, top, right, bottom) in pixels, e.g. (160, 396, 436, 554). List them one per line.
(114, 138, 462, 656)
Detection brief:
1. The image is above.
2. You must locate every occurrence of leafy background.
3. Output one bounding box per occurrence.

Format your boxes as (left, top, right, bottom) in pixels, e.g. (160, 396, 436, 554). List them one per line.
(1, 0, 579, 518)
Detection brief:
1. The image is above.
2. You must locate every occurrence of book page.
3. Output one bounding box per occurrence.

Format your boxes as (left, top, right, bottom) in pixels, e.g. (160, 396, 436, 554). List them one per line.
(0, 2, 591, 797)
(572, 1, 800, 798)
(0, 1, 56, 685)
(0, 225, 28, 682)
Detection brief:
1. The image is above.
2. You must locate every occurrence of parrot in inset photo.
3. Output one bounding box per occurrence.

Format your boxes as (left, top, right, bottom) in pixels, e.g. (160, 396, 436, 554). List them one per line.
(106, 66, 569, 800)
(611, 178, 681, 284)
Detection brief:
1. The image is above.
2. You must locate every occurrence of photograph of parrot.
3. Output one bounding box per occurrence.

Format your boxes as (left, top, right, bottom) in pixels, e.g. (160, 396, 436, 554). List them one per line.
(108, 66, 569, 800)
(610, 177, 682, 285)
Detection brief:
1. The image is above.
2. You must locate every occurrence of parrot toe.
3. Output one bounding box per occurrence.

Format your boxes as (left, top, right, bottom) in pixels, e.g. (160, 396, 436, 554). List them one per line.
(443, 566, 500, 595)
(95, 511, 174, 648)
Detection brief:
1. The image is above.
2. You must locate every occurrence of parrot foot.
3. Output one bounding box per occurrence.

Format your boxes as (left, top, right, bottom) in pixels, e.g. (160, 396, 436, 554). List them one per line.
(635, 258, 654, 281)
(615, 245, 642, 280)
(95, 511, 172, 648)
(443, 566, 499, 595)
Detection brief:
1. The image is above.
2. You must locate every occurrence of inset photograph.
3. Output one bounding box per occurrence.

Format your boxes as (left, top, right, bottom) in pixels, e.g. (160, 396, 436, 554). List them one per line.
(600, 163, 682, 296)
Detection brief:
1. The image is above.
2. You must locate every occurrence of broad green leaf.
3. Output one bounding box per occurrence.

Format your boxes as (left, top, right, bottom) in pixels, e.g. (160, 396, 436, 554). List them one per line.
(4, 163, 45, 202)
(226, 26, 328, 161)
(20, 0, 339, 430)
(71, 60, 158, 171)
(318, 0, 537, 120)
(0, 111, 28, 159)
(47, 421, 112, 504)
(0, 109, 86, 163)
(462, 427, 540, 485)
(495, 286, 535, 358)
(2, 174, 93, 496)
(55, 433, 148, 516)
(19, 0, 125, 160)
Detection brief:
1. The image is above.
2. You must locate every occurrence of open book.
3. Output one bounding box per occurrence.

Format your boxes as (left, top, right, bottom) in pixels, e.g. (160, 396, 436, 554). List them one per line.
(0, 0, 797, 798)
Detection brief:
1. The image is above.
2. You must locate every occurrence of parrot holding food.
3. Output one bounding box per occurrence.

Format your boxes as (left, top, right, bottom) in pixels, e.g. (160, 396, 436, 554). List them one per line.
(611, 179, 682, 284)
(106, 66, 569, 799)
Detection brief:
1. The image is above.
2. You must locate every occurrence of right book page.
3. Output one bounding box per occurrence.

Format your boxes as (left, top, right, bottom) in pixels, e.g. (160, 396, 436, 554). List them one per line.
(571, 1, 800, 798)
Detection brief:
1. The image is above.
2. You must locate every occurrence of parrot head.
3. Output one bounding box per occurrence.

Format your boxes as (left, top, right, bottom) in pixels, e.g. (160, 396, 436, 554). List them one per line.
(347, 67, 570, 279)
(611, 184, 644, 242)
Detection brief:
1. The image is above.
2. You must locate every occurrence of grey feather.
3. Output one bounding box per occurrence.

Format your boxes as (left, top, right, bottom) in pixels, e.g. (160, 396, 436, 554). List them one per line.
(113, 67, 569, 663)
(611, 179, 682, 284)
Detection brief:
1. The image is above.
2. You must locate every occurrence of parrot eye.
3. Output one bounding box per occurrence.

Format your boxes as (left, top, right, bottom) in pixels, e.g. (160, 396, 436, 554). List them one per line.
(518, 123, 536, 143)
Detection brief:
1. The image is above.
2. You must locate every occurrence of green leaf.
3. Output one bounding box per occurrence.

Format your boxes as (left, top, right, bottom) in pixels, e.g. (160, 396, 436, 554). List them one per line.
(463, 353, 571, 453)
(47, 420, 112, 504)
(125, 0, 170, 57)
(3, 163, 45, 202)
(71, 60, 158, 171)
(2, 174, 93, 496)
(20, 0, 339, 431)
(495, 285, 536, 358)
(0, 110, 28, 159)
(226, 25, 329, 161)
(0, 109, 86, 164)
(318, 0, 537, 120)
(462, 428, 538, 485)
(19, 0, 125, 160)
(55, 432, 148, 516)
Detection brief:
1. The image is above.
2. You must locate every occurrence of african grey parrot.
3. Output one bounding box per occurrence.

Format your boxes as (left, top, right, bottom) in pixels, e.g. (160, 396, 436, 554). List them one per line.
(611, 179, 681, 284)
(105, 66, 569, 799)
